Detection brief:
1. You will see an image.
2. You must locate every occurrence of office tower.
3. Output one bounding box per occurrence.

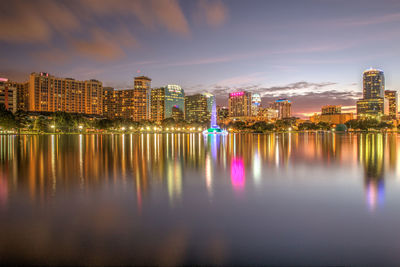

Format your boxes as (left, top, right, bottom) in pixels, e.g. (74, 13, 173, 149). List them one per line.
(272, 99, 292, 119)
(384, 90, 398, 119)
(185, 93, 214, 123)
(0, 78, 17, 113)
(321, 105, 341, 115)
(228, 91, 251, 117)
(134, 76, 151, 121)
(363, 68, 384, 99)
(356, 68, 385, 118)
(251, 93, 261, 116)
(165, 85, 185, 119)
(150, 85, 185, 123)
(27, 72, 103, 115)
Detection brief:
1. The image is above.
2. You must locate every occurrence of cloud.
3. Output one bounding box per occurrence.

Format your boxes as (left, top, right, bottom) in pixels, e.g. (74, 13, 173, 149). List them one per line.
(0, 0, 190, 62)
(196, 0, 229, 27)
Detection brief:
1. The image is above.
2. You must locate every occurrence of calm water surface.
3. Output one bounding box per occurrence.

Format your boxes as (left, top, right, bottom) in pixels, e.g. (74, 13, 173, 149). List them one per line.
(1, 133, 400, 265)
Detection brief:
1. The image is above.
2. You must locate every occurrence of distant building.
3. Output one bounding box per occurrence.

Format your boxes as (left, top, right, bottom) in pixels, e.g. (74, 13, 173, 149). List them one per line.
(310, 113, 354, 125)
(322, 105, 341, 115)
(217, 106, 229, 123)
(384, 90, 398, 119)
(357, 68, 385, 118)
(185, 93, 214, 123)
(150, 85, 185, 122)
(134, 76, 152, 121)
(251, 93, 261, 116)
(27, 72, 103, 115)
(0, 78, 17, 113)
(228, 91, 251, 118)
(257, 107, 278, 121)
(272, 99, 291, 119)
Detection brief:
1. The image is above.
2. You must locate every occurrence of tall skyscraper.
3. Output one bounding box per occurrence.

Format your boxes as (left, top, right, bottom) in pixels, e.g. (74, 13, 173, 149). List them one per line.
(185, 93, 214, 123)
(251, 93, 261, 116)
(150, 85, 185, 123)
(272, 99, 291, 119)
(357, 68, 385, 118)
(363, 68, 384, 99)
(134, 76, 151, 121)
(384, 90, 398, 119)
(0, 78, 17, 113)
(27, 72, 103, 115)
(228, 91, 251, 118)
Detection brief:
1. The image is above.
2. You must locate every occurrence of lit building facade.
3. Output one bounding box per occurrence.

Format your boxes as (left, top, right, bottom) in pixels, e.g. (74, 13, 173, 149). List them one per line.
(185, 93, 214, 123)
(257, 107, 278, 121)
(384, 90, 398, 119)
(251, 93, 261, 116)
(0, 78, 17, 113)
(217, 106, 229, 123)
(322, 105, 341, 115)
(228, 91, 251, 118)
(28, 72, 103, 115)
(134, 76, 151, 121)
(357, 68, 385, 118)
(310, 113, 354, 125)
(150, 85, 185, 122)
(272, 99, 291, 119)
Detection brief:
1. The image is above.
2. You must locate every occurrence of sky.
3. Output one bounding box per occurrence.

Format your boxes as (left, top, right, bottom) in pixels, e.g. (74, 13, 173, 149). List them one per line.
(1, 0, 400, 117)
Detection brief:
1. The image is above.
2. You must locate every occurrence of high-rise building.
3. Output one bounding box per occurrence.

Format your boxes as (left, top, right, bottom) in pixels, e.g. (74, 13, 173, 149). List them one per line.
(27, 72, 103, 115)
(134, 76, 151, 121)
(102, 78, 151, 121)
(7, 80, 29, 111)
(228, 91, 251, 118)
(322, 105, 341, 115)
(272, 99, 291, 119)
(185, 93, 214, 123)
(363, 68, 384, 99)
(0, 78, 17, 113)
(357, 68, 385, 118)
(251, 93, 261, 116)
(150, 85, 185, 123)
(150, 88, 165, 123)
(384, 90, 398, 119)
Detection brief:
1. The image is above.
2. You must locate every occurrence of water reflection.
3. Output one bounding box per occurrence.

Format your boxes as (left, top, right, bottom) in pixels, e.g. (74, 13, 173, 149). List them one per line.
(0, 133, 400, 264)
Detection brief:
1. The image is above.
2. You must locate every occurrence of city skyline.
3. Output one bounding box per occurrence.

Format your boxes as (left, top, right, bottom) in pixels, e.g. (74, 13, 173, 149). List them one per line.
(1, 0, 400, 117)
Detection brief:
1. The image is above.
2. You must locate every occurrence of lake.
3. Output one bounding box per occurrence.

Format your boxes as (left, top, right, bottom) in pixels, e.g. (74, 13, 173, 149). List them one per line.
(0, 133, 400, 265)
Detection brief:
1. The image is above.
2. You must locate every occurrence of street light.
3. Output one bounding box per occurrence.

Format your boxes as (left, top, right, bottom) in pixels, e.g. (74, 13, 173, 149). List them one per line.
(50, 124, 55, 133)
(78, 125, 83, 131)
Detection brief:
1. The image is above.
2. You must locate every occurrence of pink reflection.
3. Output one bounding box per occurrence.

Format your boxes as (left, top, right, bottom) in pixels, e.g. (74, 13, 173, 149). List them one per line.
(231, 157, 245, 190)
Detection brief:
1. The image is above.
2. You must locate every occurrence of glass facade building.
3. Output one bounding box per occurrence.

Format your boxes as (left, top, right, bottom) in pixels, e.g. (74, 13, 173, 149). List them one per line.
(150, 85, 185, 122)
(357, 68, 386, 118)
(185, 93, 214, 123)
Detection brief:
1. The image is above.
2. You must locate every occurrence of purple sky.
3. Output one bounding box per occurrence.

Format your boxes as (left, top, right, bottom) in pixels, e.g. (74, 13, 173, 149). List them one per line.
(1, 0, 400, 117)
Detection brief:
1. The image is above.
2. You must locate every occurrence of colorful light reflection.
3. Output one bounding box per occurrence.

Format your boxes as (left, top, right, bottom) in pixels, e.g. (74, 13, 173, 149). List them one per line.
(231, 157, 245, 190)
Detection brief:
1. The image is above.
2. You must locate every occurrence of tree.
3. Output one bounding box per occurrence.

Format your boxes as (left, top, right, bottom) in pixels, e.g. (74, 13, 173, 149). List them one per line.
(33, 116, 49, 133)
(251, 121, 274, 132)
(0, 104, 17, 130)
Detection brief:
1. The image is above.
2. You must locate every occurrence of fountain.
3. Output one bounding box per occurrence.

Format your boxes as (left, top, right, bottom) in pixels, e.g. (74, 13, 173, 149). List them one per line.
(203, 95, 228, 135)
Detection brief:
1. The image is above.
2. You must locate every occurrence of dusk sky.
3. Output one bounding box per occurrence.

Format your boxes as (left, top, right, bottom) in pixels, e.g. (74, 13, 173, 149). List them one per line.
(1, 0, 400, 117)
